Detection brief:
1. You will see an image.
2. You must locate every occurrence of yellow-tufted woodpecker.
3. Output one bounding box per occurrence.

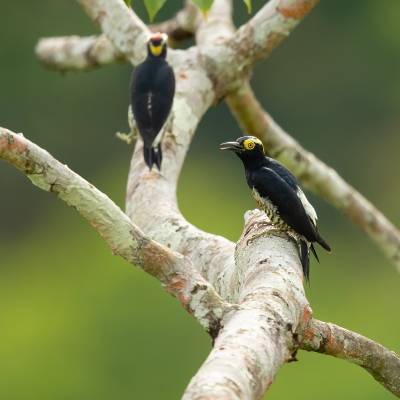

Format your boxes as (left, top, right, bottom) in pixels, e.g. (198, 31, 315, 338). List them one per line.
(130, 32, 175, 170)
(220, 136, 331, 281)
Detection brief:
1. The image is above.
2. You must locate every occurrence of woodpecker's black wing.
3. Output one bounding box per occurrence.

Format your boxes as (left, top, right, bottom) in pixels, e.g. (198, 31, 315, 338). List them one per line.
(266, 157, 298, 190)
(249, 166, 330, 280)
(299, 239, 310, 282)
(131, 60, 175, 145)
(249, 166, 329, 250)
(131, 59, 175, 169)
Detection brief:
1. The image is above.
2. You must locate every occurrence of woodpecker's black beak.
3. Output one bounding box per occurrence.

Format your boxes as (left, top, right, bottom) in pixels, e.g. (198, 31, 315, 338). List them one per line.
(219, 141, 242, 152)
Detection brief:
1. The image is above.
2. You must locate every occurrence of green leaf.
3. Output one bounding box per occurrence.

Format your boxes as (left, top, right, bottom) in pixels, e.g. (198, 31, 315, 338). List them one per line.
(124, 0, 132, 6)
(143, 0, 167, 21)
(243, 0, 251, 13)
(191, 0, 214, 14)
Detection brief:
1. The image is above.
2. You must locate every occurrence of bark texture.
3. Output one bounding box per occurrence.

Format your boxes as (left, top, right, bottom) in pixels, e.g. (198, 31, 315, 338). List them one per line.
(183, 210, 310, 399)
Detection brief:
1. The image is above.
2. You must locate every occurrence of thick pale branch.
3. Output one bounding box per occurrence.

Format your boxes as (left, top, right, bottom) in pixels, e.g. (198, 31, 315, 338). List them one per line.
(183, 210, 310, 399)
(301, 319, 400, 397)
(0, 127, 229, 333)
(194, 0, 237, 98)
(196, 0, 234, 45)
(226, 82, 400, 270)
(35, 35, 124, 71)
(36, 2, 199, 71)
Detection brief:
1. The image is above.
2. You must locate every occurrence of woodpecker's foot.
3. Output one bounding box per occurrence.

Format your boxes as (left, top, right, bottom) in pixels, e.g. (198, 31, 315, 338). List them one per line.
(244, 222, 257, 237)
(116, 128, 138, 145)
(256, 220, 274, 229)
(285, 231, 298, 245)
(244, 220, 273, 237)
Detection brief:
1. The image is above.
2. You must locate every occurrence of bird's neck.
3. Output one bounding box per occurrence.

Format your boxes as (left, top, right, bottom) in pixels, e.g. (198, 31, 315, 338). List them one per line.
(238, 152, 267, 171)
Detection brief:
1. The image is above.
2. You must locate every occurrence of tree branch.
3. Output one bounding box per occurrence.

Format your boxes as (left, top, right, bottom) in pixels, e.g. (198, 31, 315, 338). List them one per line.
(0, 127, 229, 333)
(226, 82, 400, 270)
(301, 319, 400, 397)
(35, 35, 125, 71)
(183, 210, 310, 399)
(196, 0, 234, 45)
(36, 1, 199, 71)
(76, 0, 150, 66)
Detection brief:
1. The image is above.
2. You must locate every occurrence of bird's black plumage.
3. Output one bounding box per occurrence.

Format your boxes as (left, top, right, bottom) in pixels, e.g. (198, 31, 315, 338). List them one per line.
(220, 136, 331, 281)
(131, 33, 175, 170)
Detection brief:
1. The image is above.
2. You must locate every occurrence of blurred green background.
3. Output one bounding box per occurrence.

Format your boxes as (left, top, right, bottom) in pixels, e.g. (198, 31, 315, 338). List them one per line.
(1, 0, 399, 399)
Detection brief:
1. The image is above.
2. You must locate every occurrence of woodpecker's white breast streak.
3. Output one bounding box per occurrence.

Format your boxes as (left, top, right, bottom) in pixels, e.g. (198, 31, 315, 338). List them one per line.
(146, 92, 153, 119)
(296, 188, 318, 225)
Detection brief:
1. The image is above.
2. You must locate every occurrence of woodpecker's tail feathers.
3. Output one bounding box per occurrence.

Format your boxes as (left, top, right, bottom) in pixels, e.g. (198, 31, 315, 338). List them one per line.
(155, 142, 162, 170)
(310, 243, 319, 263)
(316, 234, 331, 253)
(143, 144, 163, 171)
(299, 239, 310, 283)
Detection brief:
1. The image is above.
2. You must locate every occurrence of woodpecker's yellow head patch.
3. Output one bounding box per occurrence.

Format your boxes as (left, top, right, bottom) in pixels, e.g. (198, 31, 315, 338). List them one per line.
(148, 32, 168, 57)
(242, 137, 263, 151)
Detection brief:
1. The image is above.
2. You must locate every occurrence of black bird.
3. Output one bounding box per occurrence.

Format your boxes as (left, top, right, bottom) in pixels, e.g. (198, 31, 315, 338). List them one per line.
(220, 136, 331, 281)
(130, 32, 175, 170)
